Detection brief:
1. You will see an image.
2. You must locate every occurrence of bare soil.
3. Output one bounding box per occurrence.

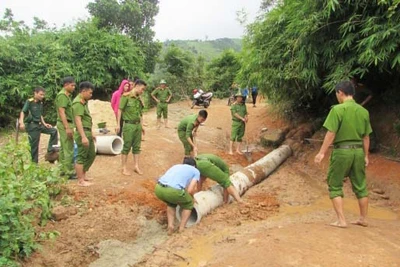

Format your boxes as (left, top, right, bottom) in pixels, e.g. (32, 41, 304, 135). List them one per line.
(15, 98, 400, 267)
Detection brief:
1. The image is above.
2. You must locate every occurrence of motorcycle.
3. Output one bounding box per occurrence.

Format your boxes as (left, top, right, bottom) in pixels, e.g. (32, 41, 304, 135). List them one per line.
(191, 89, 213, 109)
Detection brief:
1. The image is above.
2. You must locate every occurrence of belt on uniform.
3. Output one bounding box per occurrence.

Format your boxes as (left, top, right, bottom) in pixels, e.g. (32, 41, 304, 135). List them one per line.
(83, 127, 92, 131)
(124, 120, 140, 124)
(67, 119, 73, 123)
(334, 144, 363, 149)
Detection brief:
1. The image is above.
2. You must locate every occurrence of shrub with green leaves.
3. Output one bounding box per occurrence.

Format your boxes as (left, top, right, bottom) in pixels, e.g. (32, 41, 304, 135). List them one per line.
(0, 138, 64, 266)
(240, 0, 400, 115)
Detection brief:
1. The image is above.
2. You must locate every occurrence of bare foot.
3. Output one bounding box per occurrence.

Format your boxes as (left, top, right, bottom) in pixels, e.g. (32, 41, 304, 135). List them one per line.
(329, 221, 347, 228)
(167, 227, 174, 236)
(236, 150, 243, 155)
(78, 181, 92, 187)
(228, 151, 233, 155)
(122, 169, 132, 176)
(238, 201, 250, 207)
(351, 220, 368, 227)
(134, 167, 143, 175)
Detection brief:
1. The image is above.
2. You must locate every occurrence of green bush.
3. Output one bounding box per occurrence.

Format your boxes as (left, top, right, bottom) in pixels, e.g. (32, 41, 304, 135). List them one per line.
(0, 137, 64, 266)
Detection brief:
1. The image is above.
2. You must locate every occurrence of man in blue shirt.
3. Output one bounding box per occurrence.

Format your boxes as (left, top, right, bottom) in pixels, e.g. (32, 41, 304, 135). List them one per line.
(155, 157, 200, 235)
(251, 86, 258, 107)
(241, 88, 249, 103)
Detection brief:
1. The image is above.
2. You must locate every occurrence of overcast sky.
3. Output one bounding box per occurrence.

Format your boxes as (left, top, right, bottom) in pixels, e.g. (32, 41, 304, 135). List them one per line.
(1, 0, 262, 41)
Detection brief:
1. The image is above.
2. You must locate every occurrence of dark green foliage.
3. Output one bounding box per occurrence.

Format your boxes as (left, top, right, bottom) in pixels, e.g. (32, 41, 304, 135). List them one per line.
(240, 0, 400, 114)
(0, 16, 144, 125)
(0, 138, 64, 266)
(206, 50, 241, 97)
(87, 0, 162, 73)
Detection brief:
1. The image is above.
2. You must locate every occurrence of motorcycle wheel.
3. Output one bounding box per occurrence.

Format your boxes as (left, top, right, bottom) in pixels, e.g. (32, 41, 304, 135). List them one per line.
(191, 100, 196, 109)
(204, 102, 210, 108)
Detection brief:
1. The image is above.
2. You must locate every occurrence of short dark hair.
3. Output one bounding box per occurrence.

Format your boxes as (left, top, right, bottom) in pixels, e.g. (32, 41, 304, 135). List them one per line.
(198, 110, 208, 119)
(335, 81, 355, 96)
(133, 76, 140, 82)
(183, 157, 197, 167)
(33, 87, 45, 93)
(134, 79, 147, 86)
(79, 81, 94, 92)
(62, 76, 75, 86)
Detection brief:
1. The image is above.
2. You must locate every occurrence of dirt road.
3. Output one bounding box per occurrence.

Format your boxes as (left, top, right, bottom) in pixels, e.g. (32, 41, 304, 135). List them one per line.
(24, 99, 400, 267)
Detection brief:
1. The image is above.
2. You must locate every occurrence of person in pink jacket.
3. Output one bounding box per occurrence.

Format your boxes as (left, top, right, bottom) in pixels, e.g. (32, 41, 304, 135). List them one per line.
(111, 80, 131, 136)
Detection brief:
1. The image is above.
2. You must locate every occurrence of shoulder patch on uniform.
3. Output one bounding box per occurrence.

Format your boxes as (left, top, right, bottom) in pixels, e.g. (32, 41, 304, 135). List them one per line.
(28, 98, 34, 102)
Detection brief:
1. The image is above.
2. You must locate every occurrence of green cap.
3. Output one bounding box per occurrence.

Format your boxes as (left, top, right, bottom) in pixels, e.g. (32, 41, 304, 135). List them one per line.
(160, 79, 167, 84)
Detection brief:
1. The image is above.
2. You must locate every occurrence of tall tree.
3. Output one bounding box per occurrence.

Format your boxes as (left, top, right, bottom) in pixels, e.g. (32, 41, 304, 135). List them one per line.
(206, 49, 241, 96)
(87, 0, 161, 73)
(240, 0, 400, 114)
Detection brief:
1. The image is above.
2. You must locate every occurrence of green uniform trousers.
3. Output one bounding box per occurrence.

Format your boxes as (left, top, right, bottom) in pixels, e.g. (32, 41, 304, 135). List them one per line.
(121, 123, 142, 154)
(196, 159, 232, 188)
(231, 120, 245, 142)
(57, 122, 74, 174)
(154, 184, 194, 210)
(156, 102, 168, 119)
(74, 130, 96, 172)
(27, 122, 58, 163)
(327, 148, 368, 199)
(178, 130, 192, 155)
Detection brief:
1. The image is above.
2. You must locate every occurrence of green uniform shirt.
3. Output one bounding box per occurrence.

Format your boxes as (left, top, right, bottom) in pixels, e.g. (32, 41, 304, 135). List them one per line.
(323, 99, 372, 145)
(119, 95, 143, 121)
(55, 89, 74, 123)
(151, 87, 172, 103)
(196, 154, 229, 174)
(230, 103, 247, 122)
(22, 98, 43, 123)
(178, 114, 198, 138)
(72, 94, 92, 128)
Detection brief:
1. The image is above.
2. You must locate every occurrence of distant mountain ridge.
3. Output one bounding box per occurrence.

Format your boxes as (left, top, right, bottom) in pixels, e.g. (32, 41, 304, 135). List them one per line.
(163, 38, 242, 60)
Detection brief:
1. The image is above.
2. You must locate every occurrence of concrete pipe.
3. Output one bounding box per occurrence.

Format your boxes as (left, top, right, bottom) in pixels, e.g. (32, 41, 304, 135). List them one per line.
(177, 145, 292, 226)
(95, 135, 124, 155)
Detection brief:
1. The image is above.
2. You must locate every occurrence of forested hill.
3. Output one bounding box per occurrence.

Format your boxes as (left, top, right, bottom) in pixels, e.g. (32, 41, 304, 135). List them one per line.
(163, 38, 242, 60)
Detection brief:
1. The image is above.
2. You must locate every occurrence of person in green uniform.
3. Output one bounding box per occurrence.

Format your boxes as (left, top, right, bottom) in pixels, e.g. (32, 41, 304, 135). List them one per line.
(19, 87, 58, 163)
(116, 79, 147, 176)
(177, 110, 208, 157)
(315, 81, 372, 228)
(151, 79, 172, 129)
(155, 157, 200, 235)
(55, 77, 76, 179)
(195, 153, 245, 204)
(72, 82, 96, 187)
(229, 92, 248, 155)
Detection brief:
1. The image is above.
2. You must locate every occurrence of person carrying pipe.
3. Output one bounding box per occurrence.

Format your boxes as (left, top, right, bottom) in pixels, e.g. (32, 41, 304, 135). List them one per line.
(155, 157, 200, 235)
(151, 79, 172, 129)
(56, 76, 77, 179)
(72, 81, 96, 187)
(116, 79, 147, 176)
(314, 80, 372, 228)
(229, 91, 248, 155)
(195, 153, 245, 204)
(177, 110, 208, 157)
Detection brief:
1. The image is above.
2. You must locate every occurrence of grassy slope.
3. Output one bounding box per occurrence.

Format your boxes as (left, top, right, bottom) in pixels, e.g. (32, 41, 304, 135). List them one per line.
(163, 38, 242, 60)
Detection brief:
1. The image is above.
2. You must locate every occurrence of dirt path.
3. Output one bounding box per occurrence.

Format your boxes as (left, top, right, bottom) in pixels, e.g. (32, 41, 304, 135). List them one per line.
(23, 99, 400, 267)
